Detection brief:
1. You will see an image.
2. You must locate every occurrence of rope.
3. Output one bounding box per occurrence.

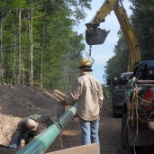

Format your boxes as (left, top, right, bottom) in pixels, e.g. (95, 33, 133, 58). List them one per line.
(130, 91, 136, 127)
(131, 84, 154, 123)
(124, 79, 154, 153)
(130, 82, 139, 127)
(49, 117, 64, 149)
(129, 83, 139, 154)
(133, 93, 139, 154)
(128, 81, 154, 153)
(129, 81, 154, 125)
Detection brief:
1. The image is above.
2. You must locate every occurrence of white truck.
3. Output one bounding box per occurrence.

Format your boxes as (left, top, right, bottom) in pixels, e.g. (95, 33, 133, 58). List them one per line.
(112, 72, 133, 117)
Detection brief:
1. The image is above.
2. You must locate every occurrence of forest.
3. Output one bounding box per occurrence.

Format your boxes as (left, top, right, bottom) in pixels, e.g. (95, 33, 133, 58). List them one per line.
(0, 0, 154, 93)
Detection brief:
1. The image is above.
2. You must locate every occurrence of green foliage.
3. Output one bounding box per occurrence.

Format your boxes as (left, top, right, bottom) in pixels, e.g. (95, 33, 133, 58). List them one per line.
(0, 0, 92, 90)
(129, 0, 154, 59)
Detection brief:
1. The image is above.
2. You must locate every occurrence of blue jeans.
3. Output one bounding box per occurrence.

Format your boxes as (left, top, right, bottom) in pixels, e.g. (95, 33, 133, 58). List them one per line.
(9, 131, 30, 149)
(9, 131, 21, 149)
(79, 117, 100, 147)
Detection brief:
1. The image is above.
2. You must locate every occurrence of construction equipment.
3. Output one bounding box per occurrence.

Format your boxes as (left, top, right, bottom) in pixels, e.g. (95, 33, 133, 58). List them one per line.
(85, 0, 154, 153)
(15, 103, 78, 154)
(86, 0, 142, 117)
(85, 0, 142, 117)
(85, 0, 141, 72)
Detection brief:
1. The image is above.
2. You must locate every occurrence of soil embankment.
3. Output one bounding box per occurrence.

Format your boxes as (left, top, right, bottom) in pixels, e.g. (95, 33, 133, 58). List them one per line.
(0, 84, 122, 154)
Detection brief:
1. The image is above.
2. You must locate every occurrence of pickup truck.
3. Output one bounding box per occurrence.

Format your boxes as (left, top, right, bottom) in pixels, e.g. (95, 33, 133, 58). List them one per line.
(121, 60, 154, 153)
(112, 72, 133, 117)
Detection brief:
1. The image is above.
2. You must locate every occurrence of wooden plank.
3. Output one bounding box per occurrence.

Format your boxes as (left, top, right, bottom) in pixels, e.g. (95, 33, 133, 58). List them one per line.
(47, 143, 100, 154)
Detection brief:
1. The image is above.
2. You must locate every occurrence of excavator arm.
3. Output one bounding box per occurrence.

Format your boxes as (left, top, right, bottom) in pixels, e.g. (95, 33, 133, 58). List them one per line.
(85, 0, 117, 45)
(86, 0, 141, 71)
(86, 0, 118, 25)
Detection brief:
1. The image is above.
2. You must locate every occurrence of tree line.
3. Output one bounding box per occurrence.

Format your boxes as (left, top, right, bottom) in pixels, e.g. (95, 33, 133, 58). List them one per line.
(1, 0, 153, 93)
(0, 0, 92, 92)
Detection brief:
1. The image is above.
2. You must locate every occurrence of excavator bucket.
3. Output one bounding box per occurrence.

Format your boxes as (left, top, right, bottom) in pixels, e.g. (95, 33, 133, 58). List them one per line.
(85, 28, 110, 45)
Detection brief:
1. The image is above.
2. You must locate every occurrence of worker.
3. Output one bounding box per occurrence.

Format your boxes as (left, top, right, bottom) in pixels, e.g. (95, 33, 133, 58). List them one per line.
(9, 114, 55, 149)
(61, 58, 104, 148)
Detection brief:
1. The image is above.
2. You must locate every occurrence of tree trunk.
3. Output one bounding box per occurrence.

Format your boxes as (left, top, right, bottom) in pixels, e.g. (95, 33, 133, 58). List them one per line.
(40, 4, 47, 88)
(29, 5, 34, 85)
(0, 11, 4, 84)
(18, 3, 22, 83)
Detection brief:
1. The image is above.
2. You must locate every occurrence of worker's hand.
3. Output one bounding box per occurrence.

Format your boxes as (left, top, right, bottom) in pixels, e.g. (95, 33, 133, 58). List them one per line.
(19, 139, 26, 149)
(59, 99, 67, 106)
(99, 108, 102, 116)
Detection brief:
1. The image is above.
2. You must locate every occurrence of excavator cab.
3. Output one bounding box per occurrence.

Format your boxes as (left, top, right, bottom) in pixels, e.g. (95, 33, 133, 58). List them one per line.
(85, 24, 110, 45)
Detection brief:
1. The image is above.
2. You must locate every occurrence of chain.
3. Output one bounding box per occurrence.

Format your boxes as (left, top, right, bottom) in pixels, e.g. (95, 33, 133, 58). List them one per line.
(89, 45, 92, 56)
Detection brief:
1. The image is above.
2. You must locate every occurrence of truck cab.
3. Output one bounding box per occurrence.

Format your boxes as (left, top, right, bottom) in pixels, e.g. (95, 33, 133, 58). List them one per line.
(122, 60, 154, 152)
(112, 72, 133, 117)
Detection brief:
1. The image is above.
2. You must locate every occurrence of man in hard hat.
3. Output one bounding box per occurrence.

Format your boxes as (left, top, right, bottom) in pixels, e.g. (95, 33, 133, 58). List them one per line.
(61, 58, 103, 148)
(9, 114, 54, 149)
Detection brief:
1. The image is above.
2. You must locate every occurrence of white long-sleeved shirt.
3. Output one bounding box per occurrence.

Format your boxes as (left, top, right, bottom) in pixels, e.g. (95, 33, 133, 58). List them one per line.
(66, 72, 104, 121)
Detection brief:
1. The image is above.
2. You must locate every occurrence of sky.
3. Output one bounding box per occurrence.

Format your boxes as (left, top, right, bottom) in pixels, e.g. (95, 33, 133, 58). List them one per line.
(74, 0, 132, 84)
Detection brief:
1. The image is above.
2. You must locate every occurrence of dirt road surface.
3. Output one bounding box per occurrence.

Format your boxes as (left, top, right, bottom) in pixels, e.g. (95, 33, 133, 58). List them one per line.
(49, 98, 122, 154)
(99, 99, 122, 154)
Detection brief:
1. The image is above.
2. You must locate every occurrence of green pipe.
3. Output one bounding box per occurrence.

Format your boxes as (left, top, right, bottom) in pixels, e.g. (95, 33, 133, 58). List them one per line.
(16, 102, 78, 154)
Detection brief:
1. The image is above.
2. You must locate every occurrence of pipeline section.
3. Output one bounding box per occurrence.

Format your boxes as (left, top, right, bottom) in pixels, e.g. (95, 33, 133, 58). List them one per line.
(16, 102, 78, 154)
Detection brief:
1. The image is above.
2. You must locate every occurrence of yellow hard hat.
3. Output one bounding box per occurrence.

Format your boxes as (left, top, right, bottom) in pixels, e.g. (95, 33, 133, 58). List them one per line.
(78, 58, 92, 68)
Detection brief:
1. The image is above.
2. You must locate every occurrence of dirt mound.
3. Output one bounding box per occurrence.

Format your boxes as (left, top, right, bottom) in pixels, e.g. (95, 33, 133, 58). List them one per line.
(0, 85, 123, 154)
(0, 84, 66, 146)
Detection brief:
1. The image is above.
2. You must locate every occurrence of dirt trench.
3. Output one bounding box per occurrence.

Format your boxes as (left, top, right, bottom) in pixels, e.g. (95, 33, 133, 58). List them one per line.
(0, 84, 66, 147)
(0, 84, 122, 154)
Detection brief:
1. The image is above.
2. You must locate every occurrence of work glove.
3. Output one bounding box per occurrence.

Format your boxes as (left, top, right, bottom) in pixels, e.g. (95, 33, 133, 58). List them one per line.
(60, 99, 67, 106)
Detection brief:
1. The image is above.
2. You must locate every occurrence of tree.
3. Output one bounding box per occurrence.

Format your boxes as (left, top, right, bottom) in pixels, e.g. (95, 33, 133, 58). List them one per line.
(129, 0, 154, 59)
(0, 0, 92, 91)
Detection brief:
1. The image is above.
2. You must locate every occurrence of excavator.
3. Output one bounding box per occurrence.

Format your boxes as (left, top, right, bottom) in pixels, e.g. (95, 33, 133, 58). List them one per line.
(85, 0, 141, 71)
(85, 0, 142, 117)
(86, 0, 154, 153)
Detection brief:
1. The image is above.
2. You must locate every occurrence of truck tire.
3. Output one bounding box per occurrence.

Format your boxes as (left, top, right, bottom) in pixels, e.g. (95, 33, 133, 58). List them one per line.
(112, 99, 118, 117)
(121, 113, 128, 148)
(113, 106, 118, 117)
(121, 114, 134, 154)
